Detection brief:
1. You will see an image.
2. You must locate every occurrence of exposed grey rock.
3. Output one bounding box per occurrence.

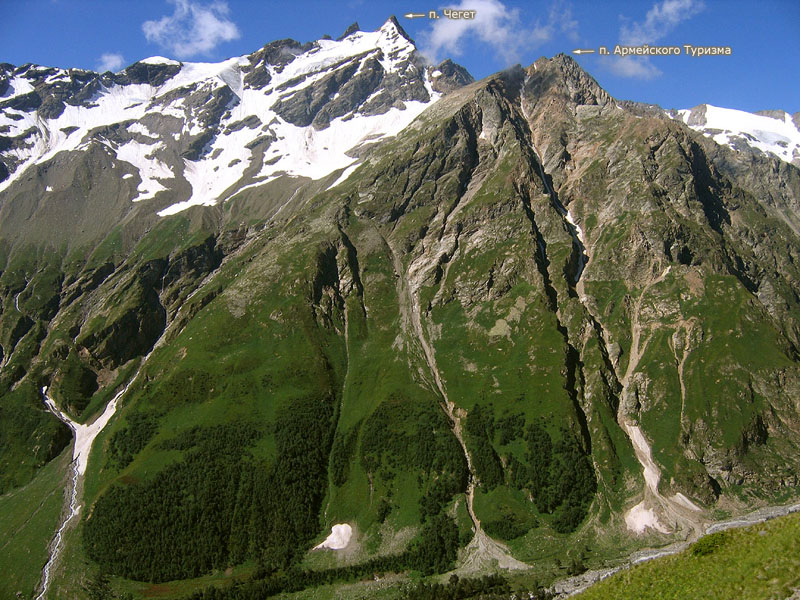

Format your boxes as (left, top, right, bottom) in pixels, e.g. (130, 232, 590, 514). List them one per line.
(0, 91, 41, 112)
(527, 53, 613, 109)
(272, 59, 362, 127)
(338, 22, 360, 40)
(429, 59, 474, 94)
(224, 115, 262, 134)
(755, 109, 788, 121)
(115, 61, 181, 87)
(685, 104, 708, 126)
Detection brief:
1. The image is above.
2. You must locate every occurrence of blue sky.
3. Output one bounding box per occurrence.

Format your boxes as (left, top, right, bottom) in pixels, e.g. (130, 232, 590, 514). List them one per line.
(1, 0, 798, 113)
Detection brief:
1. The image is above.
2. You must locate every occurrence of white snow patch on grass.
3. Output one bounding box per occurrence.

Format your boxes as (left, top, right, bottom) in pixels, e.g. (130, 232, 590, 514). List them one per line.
(313, 524, 352, 550)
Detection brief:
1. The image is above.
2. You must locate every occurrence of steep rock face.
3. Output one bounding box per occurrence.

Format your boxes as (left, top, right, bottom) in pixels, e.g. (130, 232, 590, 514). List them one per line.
(428, 58, 474, 94)
(518, 56, 800, 502)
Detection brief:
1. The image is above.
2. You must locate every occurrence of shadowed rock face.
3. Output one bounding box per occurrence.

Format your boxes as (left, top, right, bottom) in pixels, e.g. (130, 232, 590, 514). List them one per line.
(429, 59, 475, 94)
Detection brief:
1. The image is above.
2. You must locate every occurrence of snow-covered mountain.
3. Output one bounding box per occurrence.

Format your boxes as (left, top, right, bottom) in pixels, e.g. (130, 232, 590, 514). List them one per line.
(668, 104, 800, 166)
(0, 17, 471, 216)
(3, 33, 800, 599)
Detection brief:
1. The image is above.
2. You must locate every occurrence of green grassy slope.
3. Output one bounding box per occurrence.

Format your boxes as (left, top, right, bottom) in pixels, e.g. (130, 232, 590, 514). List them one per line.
(575, 512, 800, 600)
(0, 448, 69, 599)
(1, 59, 800, 600)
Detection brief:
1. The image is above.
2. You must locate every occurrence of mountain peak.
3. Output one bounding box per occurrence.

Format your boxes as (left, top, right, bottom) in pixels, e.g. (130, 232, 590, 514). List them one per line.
(428, 58, 474, 94)
(525, 53, 613, 110)
(0, 19, 473, 213)
(138, 56, 180, 66)
(337, 22, 360, 41)
(380, 15, 414, 44)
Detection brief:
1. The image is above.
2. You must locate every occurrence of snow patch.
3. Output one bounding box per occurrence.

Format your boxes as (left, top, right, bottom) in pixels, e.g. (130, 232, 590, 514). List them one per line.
(268, 103, 427, 180)
(565, 209, 585, 244)
(313, 523, 352, 550)
(126, 122, 156, 138)
(139, 56, 180, 66)
(0, 81, 162, 194)
(672, 492, 702, 512)
(326, 161, 360, 190)
(673, 104, 800, 164)
(625, 502, 669, 534)
(43, 387, 123, 475)
(3, 76, 35, 99)
(45, 71, 70, 84)
(626, 424, 661, 492)
(114, 140, 173, 202)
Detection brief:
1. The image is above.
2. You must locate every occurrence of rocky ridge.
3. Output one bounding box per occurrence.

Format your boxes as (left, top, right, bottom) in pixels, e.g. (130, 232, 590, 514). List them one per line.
(0, 17, 471, 224)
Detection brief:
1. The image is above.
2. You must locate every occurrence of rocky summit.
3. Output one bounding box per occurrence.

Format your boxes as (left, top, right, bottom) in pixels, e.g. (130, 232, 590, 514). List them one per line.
(1, 17, 799, 600)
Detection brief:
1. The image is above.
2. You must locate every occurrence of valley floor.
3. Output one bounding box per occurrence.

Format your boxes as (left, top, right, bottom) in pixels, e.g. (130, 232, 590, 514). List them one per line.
(569, 508, 800, 600)
(552, 500, 800, 598)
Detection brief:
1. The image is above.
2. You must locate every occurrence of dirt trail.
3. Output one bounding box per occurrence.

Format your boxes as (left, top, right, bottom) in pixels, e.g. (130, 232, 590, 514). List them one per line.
(385, 239, 527, 572)
(671, 319, 697, 436)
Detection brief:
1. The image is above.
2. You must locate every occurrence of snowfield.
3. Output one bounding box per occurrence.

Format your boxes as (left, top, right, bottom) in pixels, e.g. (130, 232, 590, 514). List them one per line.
(671, 104, 800, 165)
(0, 19, 442, 218)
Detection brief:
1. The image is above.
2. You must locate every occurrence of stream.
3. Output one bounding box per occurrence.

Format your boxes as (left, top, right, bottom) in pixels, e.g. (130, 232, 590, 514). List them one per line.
(33, 413, 79, 600)
(34, 328, 169, 600)
(36, 378, 136, 600)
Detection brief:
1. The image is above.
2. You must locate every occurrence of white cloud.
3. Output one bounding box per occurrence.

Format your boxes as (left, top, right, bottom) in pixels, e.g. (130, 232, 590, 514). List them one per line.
(142, 0, 240, 59)
(608, 0, 705, 79)
(608, 56, 661, 79)
(419, 0, 577, 66)
(97, 53, 125, 73)
(621, 0, 705, 45)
